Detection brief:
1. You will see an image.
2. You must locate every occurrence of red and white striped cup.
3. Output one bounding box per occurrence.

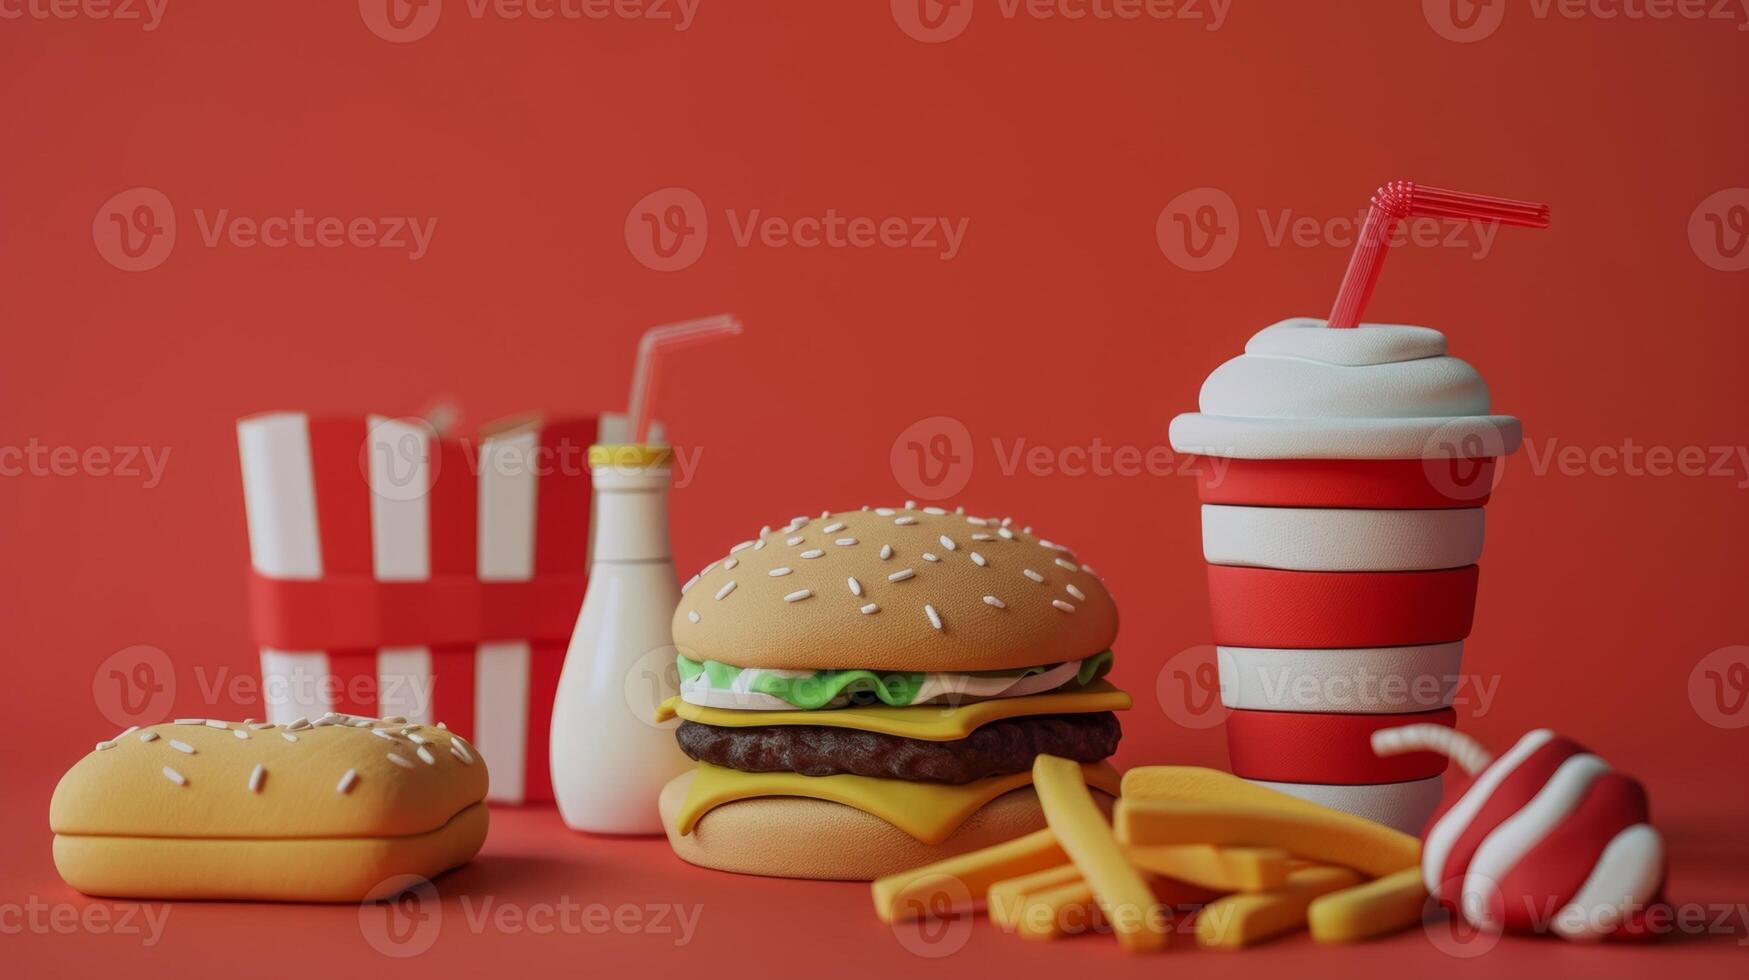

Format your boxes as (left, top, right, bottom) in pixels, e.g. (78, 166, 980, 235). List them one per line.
(1171, 318, 1520, 833)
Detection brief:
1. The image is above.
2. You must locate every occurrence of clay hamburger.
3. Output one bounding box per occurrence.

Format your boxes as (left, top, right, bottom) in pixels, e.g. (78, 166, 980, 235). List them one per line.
(657, 504, 1128, 880)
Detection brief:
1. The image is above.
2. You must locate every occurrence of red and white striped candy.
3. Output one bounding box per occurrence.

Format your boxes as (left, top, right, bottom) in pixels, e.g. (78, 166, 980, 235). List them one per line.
(1373, 725, 1666, 941)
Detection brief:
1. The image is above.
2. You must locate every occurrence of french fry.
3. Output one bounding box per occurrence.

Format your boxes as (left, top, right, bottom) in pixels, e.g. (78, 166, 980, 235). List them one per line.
(1119, 767, 1420, 872)
(988, 864, 1082, 929)
(1013, 879, 1100, 941)
(1307, 866, 1428, 943)
(871, 828, 1064, 923)
(1125, 844, 1289, 892)
(1033, 755, 1168, 951)
(1115, 799, 1416, 879)
(1195, 866, 1362, 949)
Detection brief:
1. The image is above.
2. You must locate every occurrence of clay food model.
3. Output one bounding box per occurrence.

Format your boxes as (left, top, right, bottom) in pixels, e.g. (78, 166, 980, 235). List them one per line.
(51, 713, 489, 902)
(658, 505, 1129, 880)
(1373, 724, 1666, 940)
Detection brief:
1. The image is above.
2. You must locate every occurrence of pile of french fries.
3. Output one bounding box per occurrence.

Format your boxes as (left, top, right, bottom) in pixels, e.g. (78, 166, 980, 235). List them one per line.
(872, 756, 1430, 951)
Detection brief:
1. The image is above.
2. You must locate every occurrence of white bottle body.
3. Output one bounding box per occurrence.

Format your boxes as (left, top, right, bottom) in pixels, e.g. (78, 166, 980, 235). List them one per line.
(550, 463, 690, 834)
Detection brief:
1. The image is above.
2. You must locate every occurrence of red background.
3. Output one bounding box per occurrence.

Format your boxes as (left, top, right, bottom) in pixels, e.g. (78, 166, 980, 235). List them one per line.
(2, 2, 1746, 976)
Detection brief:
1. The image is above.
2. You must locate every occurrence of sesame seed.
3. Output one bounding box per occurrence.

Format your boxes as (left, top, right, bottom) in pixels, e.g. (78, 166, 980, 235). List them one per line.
(95, 740, 115, 751)
(860, 603, 880, 614)
(800, 549, 825, 559)
(282, 732, 299, 743)
(1053, 600, 1076, 613)
(139, 732, 159, 743)
(904, 500, 917, 509)
(922, 552, 939, 562)
(233, 729, 249, 740)
(823, 522, 845, 533)
(1040, 539, 1056, 549)
(925, 605, 943, 630)
(769, 567, 793, 577)
(715, 581, 737, 600)
(875, 508, 896, 516)
(682, 574, 700, 595)
(372, 728, 395, 741)
(417, 746, 438, 765)
(998, 527, 1015, 540)
(248, 764, 266, 793)
(938, 535, 957, 551)
(971, 533, 994, 541)
(970, 552, 987, 567)
(450, 744, 473, 764)
(1023, 526, 1033, 533)
(1024, 568, 1046, 583)
(754, 539, 767, 550)
(848, 577, 863, 597)
(723, 558, 738, 570)
(1081, 563, 1097, 575)
(983, 595, 1007, 609)
(894, 516, 918, 526)
(169, 739, 195, 754)
(1066, 584, 1087, 601)
(955, 506, 965, 514)
(120, 725, 140, 737)
(888, 569, 915, 583)
(787, 535, 805, 546)
(820, 509, 831, 519)
(730, 540, 756, 553)
(174, 718, 204, 725)
(205, 719, 228, 730)
(1055, 558, 1079, 572)
(687, 610, 701, 624)
(924, 507, 947, 516)
(967, 516, 988, 526)
(880, 545, 893, 560)
(336, 769, 359, 794)
(784, 589, 813, 603)
(163, 766, 187, 787)
(835, 537, 858, 546)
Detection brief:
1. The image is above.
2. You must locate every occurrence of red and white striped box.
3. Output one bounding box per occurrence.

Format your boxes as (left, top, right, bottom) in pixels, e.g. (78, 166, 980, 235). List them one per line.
(237, 411, 649, 804)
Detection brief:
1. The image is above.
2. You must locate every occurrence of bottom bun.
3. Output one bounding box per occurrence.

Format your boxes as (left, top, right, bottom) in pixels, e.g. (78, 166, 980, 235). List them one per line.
(1251, 776, 1444, 836)
(660, 769, 1113, 881)
(52, 801, 488, 902)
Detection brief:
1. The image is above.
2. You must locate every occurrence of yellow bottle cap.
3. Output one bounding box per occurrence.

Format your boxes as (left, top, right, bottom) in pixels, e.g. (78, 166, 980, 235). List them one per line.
(589, 444, 676, 469)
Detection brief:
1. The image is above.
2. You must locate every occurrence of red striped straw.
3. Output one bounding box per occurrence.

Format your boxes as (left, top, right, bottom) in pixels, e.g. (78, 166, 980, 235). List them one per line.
(626, 313, 744, 444)
(1326, 181, 1550, 328)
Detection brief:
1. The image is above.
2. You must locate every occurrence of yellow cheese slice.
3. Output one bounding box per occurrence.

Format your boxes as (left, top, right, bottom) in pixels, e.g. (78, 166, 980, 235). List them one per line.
(677, 761, 1122, 845)
(655, 681, 1130, 741)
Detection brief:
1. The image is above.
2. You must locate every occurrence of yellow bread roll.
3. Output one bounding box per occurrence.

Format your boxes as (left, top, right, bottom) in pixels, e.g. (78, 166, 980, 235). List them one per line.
(51, 714, 489, 902)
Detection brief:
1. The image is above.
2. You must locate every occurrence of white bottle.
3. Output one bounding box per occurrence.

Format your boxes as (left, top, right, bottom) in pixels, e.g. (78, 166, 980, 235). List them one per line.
(550, 445, 691, 834)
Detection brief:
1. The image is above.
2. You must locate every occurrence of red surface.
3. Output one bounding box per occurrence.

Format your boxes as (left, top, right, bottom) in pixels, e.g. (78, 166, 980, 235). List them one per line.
(1195, 456, 1498, 508)
(1225, 707, 1456, 784)
(1206, 565, 1480, 647)
(3, 3, 1747, 977)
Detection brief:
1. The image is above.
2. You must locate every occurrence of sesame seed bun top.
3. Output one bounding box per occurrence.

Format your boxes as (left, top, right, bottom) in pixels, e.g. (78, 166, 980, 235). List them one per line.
(671, 505, 1118, 672)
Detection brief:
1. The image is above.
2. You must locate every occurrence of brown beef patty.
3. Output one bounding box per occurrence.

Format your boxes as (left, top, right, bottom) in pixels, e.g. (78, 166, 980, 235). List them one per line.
(675, 712, 1120, 784)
